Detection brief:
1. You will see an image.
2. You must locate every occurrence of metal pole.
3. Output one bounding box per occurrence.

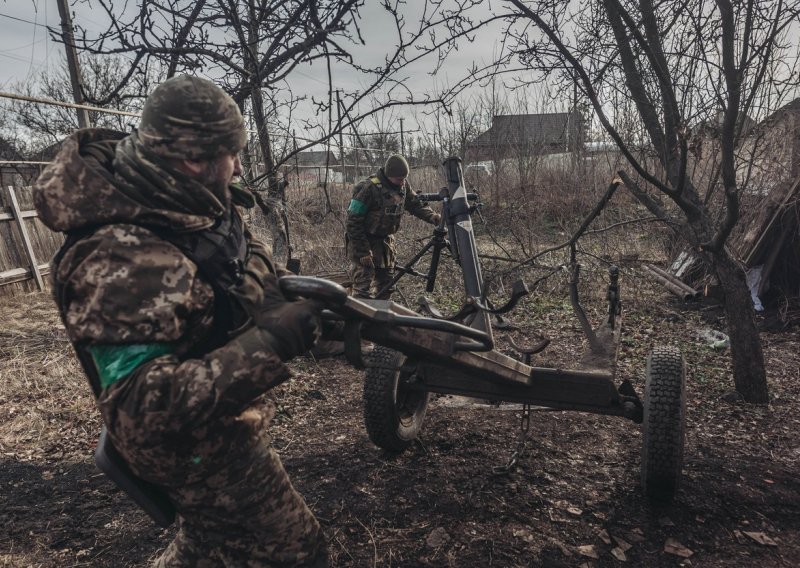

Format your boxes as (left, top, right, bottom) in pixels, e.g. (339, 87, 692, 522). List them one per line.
(56, 0, 91, 129)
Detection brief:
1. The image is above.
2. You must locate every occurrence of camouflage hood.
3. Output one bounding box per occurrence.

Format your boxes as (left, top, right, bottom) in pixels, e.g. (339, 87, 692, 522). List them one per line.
(34, 128, 227, 234)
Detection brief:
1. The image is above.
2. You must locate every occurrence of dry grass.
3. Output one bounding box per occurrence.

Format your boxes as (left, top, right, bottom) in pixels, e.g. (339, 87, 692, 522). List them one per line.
(0, 294, 99, 463)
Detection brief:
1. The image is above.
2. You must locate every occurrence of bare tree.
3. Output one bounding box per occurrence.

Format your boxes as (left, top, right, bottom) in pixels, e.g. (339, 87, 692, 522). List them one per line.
(490, 0, 800, 402)
(8, 55, 153, 148)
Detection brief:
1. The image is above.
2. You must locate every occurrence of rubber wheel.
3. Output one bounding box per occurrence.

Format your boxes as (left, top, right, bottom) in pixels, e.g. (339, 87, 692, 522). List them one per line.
(641, 345, 686, 503)
(363, 346, 429, 453)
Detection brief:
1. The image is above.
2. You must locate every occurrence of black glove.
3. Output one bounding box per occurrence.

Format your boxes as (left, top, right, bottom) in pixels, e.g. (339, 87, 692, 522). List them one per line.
(257, 299, 322, 361)
(238, 274, 322, 361)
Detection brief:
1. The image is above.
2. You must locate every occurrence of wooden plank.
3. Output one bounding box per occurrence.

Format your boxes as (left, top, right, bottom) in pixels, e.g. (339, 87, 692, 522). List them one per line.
(741, 176, 800, 266)
(0, 209, 38, 221)
(0, 263, 51, 286)
(6, 186, 44, 290)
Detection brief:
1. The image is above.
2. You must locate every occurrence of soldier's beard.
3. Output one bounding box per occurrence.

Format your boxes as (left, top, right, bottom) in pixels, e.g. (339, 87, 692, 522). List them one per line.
(199, 160, 232, 208)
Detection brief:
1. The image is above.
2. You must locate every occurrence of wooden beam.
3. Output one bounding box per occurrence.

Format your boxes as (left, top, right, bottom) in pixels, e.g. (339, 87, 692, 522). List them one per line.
(0, 264, 51, 287)
(6, 186, 44, 290)
(0, 209, 38, 222)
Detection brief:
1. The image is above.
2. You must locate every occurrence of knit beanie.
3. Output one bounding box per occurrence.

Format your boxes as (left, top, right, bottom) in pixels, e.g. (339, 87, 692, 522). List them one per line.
(384, 154, 410, 178)
(138, 75, 247, 161)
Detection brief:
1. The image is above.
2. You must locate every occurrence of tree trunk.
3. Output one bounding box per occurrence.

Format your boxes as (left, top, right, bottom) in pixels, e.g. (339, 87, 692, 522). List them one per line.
(250, 85, 289, 264)
(713, 248, 769, 403)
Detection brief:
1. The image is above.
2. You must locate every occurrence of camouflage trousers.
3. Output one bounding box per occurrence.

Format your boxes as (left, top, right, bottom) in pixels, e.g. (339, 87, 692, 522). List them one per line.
(154, 434, 327, 567)
(349, 260, 394, 300)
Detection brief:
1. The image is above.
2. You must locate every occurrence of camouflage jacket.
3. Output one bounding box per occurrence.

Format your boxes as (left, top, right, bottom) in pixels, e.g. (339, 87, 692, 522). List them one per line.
(345, 169, 437, 259)
(34, 129, 291, 487)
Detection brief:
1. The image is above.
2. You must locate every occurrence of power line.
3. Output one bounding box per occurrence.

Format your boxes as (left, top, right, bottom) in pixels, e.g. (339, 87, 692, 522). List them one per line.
(0, 12, 51, 28)
(0, 38, 48, 53)
(0, 52, 39, 64)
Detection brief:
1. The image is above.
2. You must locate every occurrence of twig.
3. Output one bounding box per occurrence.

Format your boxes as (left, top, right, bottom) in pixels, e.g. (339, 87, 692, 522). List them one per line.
(569, 245, 602, 352)
(583, 216, 661, 235)
(354, 515, 378, 568)
(498, 178, 622, 278)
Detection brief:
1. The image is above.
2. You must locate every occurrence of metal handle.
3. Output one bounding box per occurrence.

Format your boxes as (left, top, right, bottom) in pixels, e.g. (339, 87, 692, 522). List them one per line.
(278, 276, 493, 351)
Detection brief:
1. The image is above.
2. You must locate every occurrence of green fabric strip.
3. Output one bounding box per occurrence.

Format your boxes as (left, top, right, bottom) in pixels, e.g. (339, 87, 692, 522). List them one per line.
(348, 199, 368, 215)
(88, 343, 173, 388)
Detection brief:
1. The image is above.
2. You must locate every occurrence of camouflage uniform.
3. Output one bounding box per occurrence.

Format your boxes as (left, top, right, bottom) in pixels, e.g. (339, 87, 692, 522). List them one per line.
(345, 169, 438, 299)
(34, 76, 326, 567)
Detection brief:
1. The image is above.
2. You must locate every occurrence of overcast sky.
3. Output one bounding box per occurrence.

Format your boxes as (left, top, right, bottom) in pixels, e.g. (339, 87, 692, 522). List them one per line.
(0, 1, 549, 136)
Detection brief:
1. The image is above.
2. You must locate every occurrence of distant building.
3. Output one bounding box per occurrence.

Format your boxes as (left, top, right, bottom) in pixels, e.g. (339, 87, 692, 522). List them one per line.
(293, 150, 338, 167)
(467, 110, 585, 161)
(289, 150, 342, 186)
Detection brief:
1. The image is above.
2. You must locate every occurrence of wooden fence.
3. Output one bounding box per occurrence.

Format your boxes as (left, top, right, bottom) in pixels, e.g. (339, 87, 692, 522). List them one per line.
(0, 185, 64, 296)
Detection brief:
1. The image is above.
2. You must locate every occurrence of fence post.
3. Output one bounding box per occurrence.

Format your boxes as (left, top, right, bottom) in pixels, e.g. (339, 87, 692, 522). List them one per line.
(7, 186, 44, 290)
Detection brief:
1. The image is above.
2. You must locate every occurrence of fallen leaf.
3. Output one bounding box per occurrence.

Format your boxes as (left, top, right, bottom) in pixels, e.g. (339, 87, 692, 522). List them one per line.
(664, 538, 694, 558)
(627, 528, 646, 543)
(658, 516, 675, 527)
(548, 537, 573, 556)
(554, 499, 581, 515)
(611, 547, 628, 562)
(598, 529, 612, 545)
(426, 527, 450, 548)
(512, 528, 535, 543)
(742, 531, 778, 547)
(613, 536, 632, 552)
(576, 544, 600, 559)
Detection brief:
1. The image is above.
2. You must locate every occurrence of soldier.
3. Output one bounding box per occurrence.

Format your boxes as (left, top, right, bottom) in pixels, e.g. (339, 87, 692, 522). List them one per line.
(33, 75, 327, 566)
(346, 154, 441, 299)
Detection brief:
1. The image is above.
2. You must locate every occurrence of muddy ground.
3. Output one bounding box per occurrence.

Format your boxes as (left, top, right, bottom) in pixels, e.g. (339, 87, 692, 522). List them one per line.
(1, 281, 799, 567)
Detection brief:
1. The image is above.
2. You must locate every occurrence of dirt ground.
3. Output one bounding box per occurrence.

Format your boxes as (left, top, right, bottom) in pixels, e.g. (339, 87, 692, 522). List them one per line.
(1, 279, 799, 567)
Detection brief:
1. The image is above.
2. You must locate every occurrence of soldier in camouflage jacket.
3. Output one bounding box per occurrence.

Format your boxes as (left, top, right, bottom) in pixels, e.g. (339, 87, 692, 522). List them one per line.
(33, 75, 327, 567)
(345, 154, 440, 299)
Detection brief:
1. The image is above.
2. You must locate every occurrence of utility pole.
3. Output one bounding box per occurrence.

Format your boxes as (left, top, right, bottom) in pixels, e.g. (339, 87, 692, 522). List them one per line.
(352, 132, 360, 179)
(399, 117, 405, 155)
(335, 90, 347, 187)
(293, 129, 299, 186)
(56, 0, 91, 128)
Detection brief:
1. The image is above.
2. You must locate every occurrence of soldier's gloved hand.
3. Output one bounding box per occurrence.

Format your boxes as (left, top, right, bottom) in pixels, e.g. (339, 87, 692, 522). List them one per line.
(240, 274, 322, 361)
(359, 253, 374, 268)
(431, 213, 442, 225)
(255, 299, 322, 361)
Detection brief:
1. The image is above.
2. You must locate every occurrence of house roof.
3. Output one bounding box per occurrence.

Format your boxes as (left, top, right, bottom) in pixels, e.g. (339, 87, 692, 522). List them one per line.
(758, 97, 800, 128)
(294, 150, 338, 166)
(470, 112, 582, 148)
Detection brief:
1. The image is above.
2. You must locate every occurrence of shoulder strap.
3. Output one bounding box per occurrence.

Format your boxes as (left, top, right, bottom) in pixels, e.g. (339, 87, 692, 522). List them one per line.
(141, 211, 250, 354)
